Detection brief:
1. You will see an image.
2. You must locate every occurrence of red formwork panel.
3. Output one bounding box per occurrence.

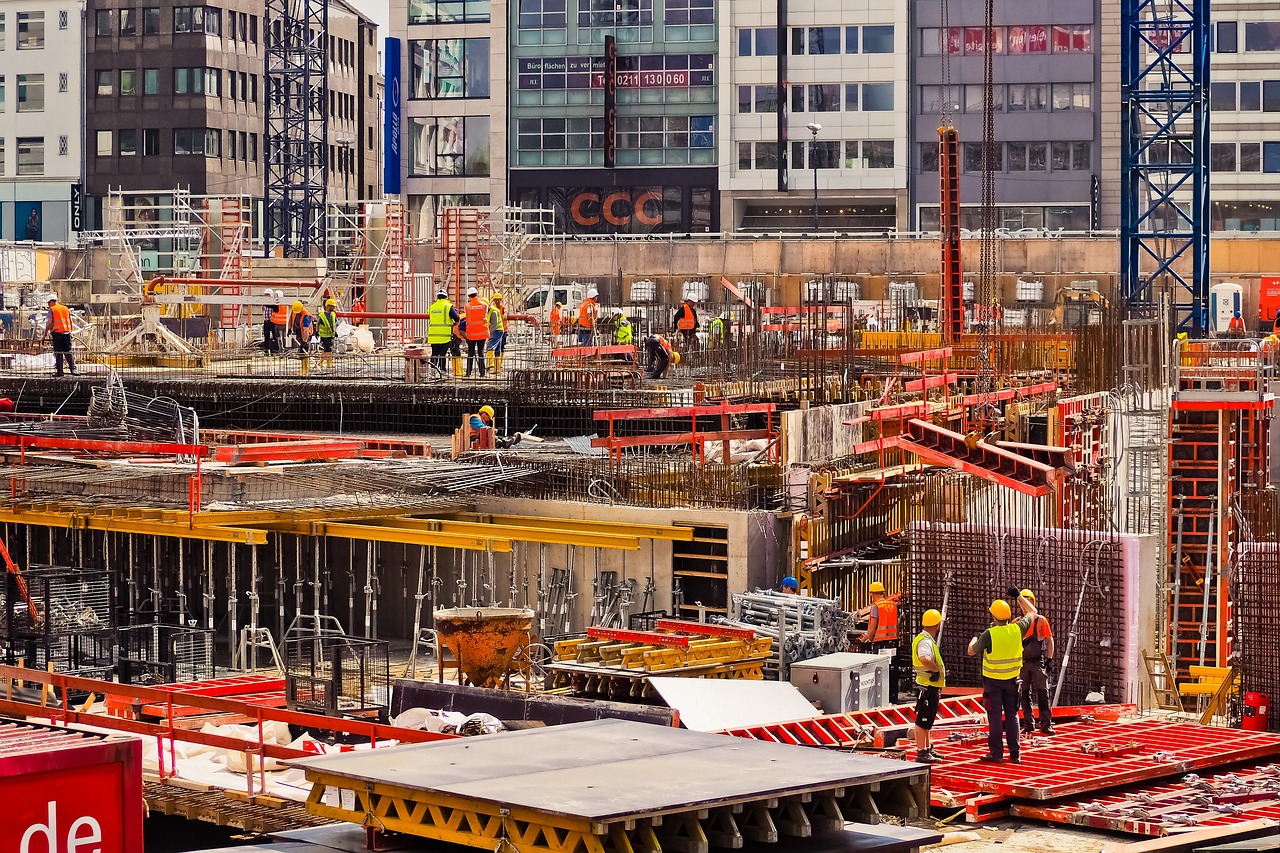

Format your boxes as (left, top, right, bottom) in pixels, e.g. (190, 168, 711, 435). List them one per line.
(1009, 763, 1280, 836)
(931, 719, 1280, 801)
(0, 717, 144, 852)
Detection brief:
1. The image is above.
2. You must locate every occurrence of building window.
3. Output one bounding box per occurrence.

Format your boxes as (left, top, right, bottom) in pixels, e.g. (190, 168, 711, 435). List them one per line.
(144, 7, 160, 34)
(964, 141, 1001, 172)
(17, 137, 42, 175)
(664, 0, 711, 25)
(1265, 142, 1280, 172)
(409, 38, 490, 99)
(809, 140, 840, 168)
(95, 9, 110, 36)
(845, 26, 858, 53)
(578, 0, 650, 29)
(119, 128, 137, 156)
(0, 76, 5, 110)
(143, 128, 159, 155)
(1210, 81, 1236, 110)
(16, 74, 42, 111)
(96, 130, 111, 156)
(808, 84, 840, 111)
(119, 8, 137, 35)
(1265, 80, 1280, 111)
(1246, 22, 1280, 51)
(410, 0, 490, 23)
(1241, 81, 1261, 110)
(410, 116, 490, 175)
(1052, 82, 1092, 111)
(144, 68, 159, 95)
(1211, 142, 1236, 171)
(863, 140, 894, 169)
(862, 82, 894, 111)
(1008, 83, 1048, 111)
(58, 10, 67, 29)
(920, 142, 939, 172)
(95, 70, 111, 96)
(174, 67, 220, 95)
(17, 11, 42, 48)
(120, 69, 137, 96)
(793, 26, 840, 55)
(754, 141, 778, 170)
(1217, 21, 1238, 53)
(965, 83, 1004, 112)
(174, 127, 203, 154)
(249, 132, 257, 160)
(862, 25, 893, 53)
(737, 141, 751, 170)
(58, 135, 66, 155)
(174, 6, 219, 33)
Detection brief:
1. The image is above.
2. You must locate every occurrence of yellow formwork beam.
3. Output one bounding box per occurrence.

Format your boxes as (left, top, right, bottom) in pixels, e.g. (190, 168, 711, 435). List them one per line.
(452, 513, 694, 542)
(369, 518, 642, 551)
(0, 506, 267, 544)
(253, 520, 512, 553)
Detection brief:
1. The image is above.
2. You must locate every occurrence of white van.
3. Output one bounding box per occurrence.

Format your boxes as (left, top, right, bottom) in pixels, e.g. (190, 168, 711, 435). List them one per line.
(520, 281, 592, 326)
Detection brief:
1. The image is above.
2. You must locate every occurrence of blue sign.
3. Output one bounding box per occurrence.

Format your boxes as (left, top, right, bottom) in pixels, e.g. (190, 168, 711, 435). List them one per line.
(384, 37, 402, 196)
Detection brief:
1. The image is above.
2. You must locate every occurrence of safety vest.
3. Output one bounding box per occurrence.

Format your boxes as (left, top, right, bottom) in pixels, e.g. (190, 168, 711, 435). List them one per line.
(427, 299, 454, 344)
(616, 320, 633, 344)
(709, 318, 724, 339)
(677, 304, 696, 330)
(550, 305, 562, 334)
(1022, 614, 1052, 660)
(657, 335, 672, 356)
(465, 298, 489, 340)
(871, 599, 898, 643)
(912, 631, 945, 688)
(291, 310, 312, 341)
(270, 305, 288, 325)
(48, 303, 72, 333)
(982, 623, 1023, 680)
(317, 310, 338, 339)
(578, 298, 597, 329)
(488, 304, 507, 332)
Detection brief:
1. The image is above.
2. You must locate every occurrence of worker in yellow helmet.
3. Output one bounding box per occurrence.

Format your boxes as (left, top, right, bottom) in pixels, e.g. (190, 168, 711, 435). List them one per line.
(911, 609, 945, 764)
(317, 298, 339, 369)
(467, 405, 523, 450)
(859, 580, 900, 701)
(486, 292, 508, 375)
(288, 300, 314, 351)
(968, 591, 1038, 764)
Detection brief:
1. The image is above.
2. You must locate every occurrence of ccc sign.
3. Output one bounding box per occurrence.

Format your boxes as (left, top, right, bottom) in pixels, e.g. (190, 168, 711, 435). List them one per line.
(570, 190, 664, 229)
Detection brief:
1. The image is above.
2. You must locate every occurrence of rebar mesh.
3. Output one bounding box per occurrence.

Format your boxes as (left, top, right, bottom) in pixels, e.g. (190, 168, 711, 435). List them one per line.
(1236, 543, 1280, 730)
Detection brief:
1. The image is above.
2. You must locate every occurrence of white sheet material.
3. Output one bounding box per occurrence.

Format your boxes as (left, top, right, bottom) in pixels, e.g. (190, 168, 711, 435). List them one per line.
(647, 677, 819, 732)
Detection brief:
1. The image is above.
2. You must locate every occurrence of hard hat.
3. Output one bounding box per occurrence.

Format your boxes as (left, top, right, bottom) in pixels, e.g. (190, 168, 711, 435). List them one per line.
(587, 288, 598, 299)
(671, 352, 681, 365)
(613, 307, 624, 317)
(684, 296, 694, 302)
(869, 581, 886, 594)
(492, 292, 504, 301)
(325, 298, 337, 307)
(479, 405, 495, 419)
(1020, 588, 1036, 603)
(262, 288, 274, 297)
(922, 609, 943, 627)
(436, 289, 448, 299)
(467, 287, 478, 297)
(275, 290, 285, 299)
(781, 576, 799, 589)
(292, 300, 304, 312)
(989, 599, 1012, 621)
(554, 301, 563, 307)
(46, 295, 57, 303)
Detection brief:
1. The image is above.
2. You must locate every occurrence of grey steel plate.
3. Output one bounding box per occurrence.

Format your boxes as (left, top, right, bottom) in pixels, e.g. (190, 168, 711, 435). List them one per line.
(290, 719, 923, 823)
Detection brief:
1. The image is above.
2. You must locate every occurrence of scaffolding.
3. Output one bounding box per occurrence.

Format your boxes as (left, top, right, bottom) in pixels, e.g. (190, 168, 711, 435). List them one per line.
(433, 206, 554, 303)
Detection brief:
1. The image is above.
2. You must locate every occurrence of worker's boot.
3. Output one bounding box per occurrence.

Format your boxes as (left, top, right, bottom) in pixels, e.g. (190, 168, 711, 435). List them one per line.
(486, 351, 495, 372)
(452, 357, 464, 377)
(495, 356, 504, 374)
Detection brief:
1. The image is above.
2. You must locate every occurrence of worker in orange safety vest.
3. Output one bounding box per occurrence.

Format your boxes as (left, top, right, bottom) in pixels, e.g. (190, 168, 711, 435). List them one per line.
(550, 301, 563, 345)
(674, 297, 700, 350)
(858, 581, 901, 701)
(576, 288, 599, 346)
(463, 287, 490, 377)
(42, 295, 76, 376)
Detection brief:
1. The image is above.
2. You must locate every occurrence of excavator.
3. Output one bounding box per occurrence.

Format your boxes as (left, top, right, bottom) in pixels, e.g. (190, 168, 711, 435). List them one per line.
(1053, 281, 1109, 330)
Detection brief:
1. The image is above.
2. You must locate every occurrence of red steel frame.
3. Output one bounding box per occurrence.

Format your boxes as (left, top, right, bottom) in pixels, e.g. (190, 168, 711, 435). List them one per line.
(939, 126, 964, 344)
(592, 402, 778, 463)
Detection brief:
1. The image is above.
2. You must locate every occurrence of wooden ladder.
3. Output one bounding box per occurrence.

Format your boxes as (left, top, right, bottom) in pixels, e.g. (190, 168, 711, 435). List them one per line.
(1142, 648, 1184, 711)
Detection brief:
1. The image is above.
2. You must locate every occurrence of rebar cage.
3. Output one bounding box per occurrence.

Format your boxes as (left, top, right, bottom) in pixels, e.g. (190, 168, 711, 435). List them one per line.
(285, 632, 391, 717)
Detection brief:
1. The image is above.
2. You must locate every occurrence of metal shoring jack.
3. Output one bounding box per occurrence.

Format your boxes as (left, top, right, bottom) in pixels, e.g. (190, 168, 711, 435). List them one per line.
(1198, 503, 1217, 669)
(294, 541, 305, 632)
(1170, 496, 1186, 659)
(406, 546, 429, 677)
(509, 541, 520, 608)
(204, 541, 215, 632)
(346, 541, 356, 632)
(364, 541, 375, 639)
(248, 544, 260, 672)
(228, 545, 239, 670)
(176, 540, 188, 623)
(485, 542, 497, 606)
(149, 536, 161, 624)
(564, 546, 577, 634)
(536, 544, 548, 638)
(642, 541, 657, 613)
(456, 549, 469, 607)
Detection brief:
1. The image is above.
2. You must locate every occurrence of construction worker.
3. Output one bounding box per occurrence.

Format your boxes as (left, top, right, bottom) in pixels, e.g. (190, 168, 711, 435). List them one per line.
(968, 594, 1036, 764)
(576, 288, 599, 346)
(550, 301, 563, 345)
(612, 308, 633, 345)
(288, 301, 313, 350)
(463, 287, 490, 377)
(427, 289, 459, 375)
(469, 405, 523, 449)
(911, 609, 945, 764)
(1262, 332, 1280, 374)
(269, 291, 288, 355)
(674, 297, 700, 350)
(316, 298, 339, 368)
(487, 293, 507, 375)
(260, 288, 278, 354)
(780, 576, 799, 595)
(708, 311, 731, 348)
(42, 295, 76, 376)
(643, 334, 678, 379)
(1229, 311, 1246, 337)
(1018, 589, 1056, 735)
(858, 581, 900, 701)
(1272, 306, 1280, 334)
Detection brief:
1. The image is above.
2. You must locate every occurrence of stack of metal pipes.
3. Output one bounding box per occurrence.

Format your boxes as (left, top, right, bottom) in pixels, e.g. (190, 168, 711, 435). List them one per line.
(725, 590, 852, 679)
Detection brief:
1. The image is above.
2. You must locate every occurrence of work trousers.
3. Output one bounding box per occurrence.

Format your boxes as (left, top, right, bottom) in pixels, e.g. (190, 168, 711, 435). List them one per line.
(577, 327, 593, 346)
(1019, 660, 1052, 732)
(680, 328, 698, 350)
(51, 331, 75, 375)
(466, 338, 487, 376)
(429, 342, 451, 373)
(982, 676, 1021, 760)
(644, 341, 669, 379)
(488, 330, 507, 356)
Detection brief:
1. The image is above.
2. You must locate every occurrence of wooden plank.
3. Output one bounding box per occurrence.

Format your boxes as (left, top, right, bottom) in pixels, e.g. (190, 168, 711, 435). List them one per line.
(1099, 819, 1278, 853)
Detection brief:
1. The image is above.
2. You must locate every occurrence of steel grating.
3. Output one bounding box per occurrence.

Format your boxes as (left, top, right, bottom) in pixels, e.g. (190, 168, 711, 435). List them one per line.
(1009, 763, 1280, 837)
(930, 720, 1280, 802)
(1238, 543, 1280, 732)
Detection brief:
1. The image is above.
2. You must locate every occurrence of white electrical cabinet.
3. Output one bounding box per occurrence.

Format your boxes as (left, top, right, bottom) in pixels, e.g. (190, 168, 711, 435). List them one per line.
(788, 652, 891, 713)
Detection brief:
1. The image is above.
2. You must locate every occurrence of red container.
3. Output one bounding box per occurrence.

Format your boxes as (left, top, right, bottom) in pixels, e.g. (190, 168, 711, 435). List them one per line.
(1243, 691, 1270, 732)
(0, 717, 143, 852)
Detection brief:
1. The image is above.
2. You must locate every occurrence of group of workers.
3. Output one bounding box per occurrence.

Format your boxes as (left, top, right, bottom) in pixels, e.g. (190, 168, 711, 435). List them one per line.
(781, 575, 1055, 767)
(427, 287, 509, 377)
(259, 290, 340, 368)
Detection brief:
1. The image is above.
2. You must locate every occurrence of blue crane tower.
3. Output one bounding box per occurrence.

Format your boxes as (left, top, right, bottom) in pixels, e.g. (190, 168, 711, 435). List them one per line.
(1121, 0, 1210, 333)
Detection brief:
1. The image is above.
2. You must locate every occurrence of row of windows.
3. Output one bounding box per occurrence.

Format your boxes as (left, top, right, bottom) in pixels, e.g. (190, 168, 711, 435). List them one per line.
(920, 141, 1092, 173)
(95, 6, 232, 38)
(410, 38, 490, 99)
(1214, 21, 1280, 53)
(516, 53, 713, 91)
(1210, 142, 1277, 172)
(94, 67, 259, 102)
(1210, 81, 1280, 112)
(920, 83, 1092, 114)
(738, 139, 895, 170)
(512, 0, 709, 30)
(93, 128, 362, 171)
(515, 115, 713, 151)
(737, 82, 895, 113)
(733, 25, 895, 58)
(920, 26, 1094, 56)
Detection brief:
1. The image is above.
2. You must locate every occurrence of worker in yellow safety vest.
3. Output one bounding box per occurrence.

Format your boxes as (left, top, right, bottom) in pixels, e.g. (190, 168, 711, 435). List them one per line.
(42, 295, 76, 376)
(463, 287, 490, 377)
(427, 289, 459, 375)
(911, 609, 945, 764)
(968, 592, 1038, 764)
(316, 298, 339, 369)
(858, 581, 900, 700)
(487, 292, 508, 374)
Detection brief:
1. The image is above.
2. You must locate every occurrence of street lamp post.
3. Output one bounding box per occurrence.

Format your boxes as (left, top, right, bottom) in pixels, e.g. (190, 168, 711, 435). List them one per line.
(807, 122, 822, 231)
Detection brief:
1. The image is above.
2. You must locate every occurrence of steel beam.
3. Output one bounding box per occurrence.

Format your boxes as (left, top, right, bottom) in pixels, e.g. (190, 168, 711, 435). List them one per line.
(0, 506, 266, 543)
(455, 513, 695, 542)
(253, 520, 512, 552)
(367, 518, 641, 551)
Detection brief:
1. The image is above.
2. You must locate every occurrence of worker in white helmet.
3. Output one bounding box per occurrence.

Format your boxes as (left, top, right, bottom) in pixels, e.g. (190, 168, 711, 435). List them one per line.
(576, 287, 600, 346)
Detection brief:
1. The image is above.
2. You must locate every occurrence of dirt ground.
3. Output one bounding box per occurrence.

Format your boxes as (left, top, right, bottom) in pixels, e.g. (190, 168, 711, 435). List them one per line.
(923, 822, 1123, 853)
